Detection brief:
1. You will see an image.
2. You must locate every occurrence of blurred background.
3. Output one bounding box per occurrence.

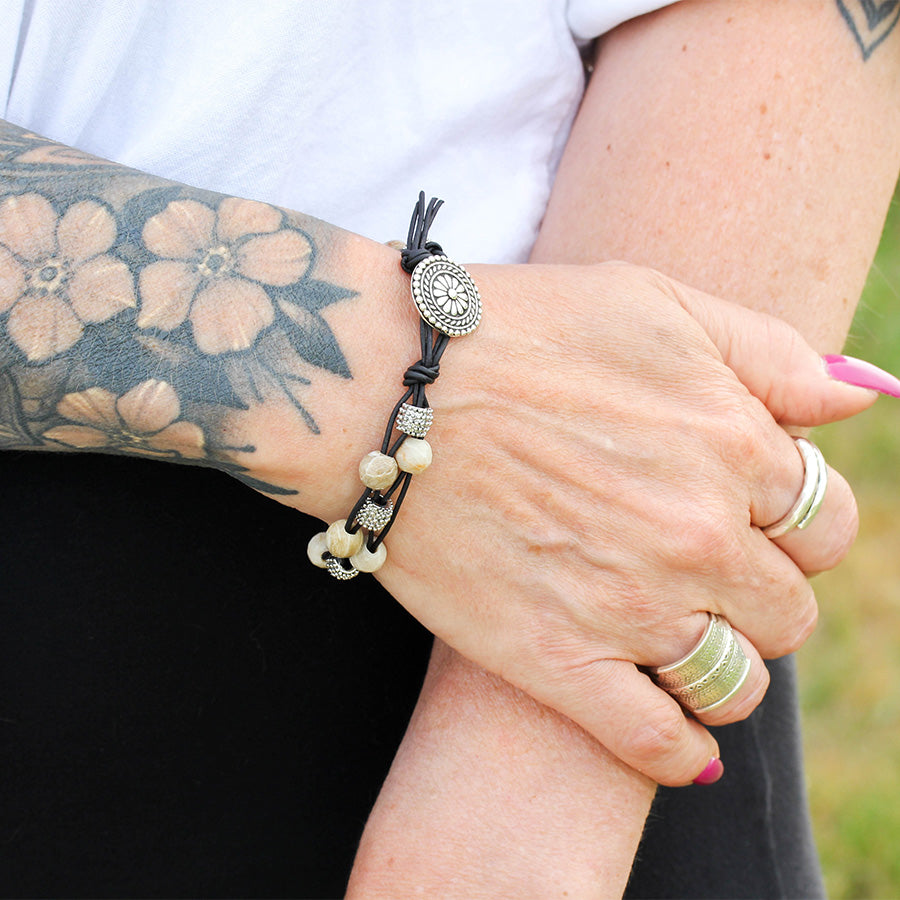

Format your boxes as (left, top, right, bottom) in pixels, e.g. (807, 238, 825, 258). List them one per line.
(799, 185, 900, 899)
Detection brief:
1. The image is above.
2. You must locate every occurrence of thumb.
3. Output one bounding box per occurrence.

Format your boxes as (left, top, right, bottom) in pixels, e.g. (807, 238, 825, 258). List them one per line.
(671, 280, 895, 426)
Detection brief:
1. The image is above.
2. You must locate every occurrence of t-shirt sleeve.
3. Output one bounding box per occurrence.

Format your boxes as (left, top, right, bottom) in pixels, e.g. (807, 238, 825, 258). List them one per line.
(567, 0, 680, 41)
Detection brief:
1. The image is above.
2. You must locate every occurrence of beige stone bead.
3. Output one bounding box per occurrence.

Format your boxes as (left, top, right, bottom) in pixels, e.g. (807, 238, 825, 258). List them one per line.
(326, 519, 365, 558)
(350, 542, 388, 573)
(358, 450, 399, 491)
(306, 532, 330, 568)
(394, 437, 432, 475)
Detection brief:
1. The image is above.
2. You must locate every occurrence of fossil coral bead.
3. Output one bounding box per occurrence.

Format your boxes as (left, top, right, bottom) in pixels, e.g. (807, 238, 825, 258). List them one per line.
(306, 532, 330, 568)
(359, 451, 399, 491)
(326, 518, 365, 558)
(350, 542, 388, 573)
(394, 437, 432, 475)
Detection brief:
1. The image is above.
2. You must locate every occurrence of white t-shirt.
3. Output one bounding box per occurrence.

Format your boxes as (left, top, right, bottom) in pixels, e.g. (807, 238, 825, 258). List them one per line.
(1, 0, 675, 262)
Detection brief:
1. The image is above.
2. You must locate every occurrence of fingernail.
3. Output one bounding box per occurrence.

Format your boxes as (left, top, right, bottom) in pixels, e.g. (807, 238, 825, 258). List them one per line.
(824, 354, 900, 398)
(693, 757, 724, 786)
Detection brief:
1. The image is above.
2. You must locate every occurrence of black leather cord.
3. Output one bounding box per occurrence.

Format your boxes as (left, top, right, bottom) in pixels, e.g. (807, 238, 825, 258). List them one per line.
(344, 193, 449, 552)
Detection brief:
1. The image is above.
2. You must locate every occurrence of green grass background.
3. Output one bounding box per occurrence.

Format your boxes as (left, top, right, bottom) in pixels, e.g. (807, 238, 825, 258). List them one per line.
(799, 187, 900, 900)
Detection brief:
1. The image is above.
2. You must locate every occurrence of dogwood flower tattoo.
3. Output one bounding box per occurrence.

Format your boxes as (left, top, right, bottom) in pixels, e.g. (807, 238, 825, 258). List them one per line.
(0, 193, 135, 361)
(43, 380, 206, 459)
(138, 197, 312, 354)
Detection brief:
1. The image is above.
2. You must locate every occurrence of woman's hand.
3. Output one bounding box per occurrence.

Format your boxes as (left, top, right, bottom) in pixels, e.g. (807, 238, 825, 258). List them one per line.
(357, 259, 874, 785)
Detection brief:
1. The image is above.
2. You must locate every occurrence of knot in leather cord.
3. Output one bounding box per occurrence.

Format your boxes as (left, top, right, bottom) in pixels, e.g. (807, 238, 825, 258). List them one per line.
(403, 361, 440, 386)
(401, 247, 431, 273)
(401, 243, 444, 274)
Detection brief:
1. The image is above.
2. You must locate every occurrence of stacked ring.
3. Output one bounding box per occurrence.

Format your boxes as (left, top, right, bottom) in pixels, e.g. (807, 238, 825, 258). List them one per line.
(762, 437, 828, 539)
(649, 613, 751, 713)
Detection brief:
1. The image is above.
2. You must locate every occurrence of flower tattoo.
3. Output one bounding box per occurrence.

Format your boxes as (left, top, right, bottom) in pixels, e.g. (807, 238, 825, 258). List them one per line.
(138, 197, 312, 355)
(42, 379, 206, 459)
(0, 193, 135, 361)
(0, 121, 357, 492)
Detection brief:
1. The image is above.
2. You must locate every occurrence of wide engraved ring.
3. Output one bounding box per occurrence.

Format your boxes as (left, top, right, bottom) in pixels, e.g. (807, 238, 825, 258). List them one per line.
(648, 613, 751, 714)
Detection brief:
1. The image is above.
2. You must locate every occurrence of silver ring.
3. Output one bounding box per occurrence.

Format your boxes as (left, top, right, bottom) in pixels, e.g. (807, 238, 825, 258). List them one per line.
(648, 613, 751, 713)
(761, 437, 828, 539)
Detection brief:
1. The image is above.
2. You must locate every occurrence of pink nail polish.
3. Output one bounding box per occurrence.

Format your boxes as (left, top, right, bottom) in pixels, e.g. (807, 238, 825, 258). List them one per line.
(693, 757, 724, 786)
(824, 354, 900, 398)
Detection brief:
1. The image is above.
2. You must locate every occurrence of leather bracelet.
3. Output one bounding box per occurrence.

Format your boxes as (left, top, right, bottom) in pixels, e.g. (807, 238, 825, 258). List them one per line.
(307, 193, 482, 579)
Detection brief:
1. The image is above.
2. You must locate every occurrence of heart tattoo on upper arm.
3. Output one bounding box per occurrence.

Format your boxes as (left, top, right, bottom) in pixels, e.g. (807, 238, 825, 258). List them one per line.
(836, 0, 900, 59)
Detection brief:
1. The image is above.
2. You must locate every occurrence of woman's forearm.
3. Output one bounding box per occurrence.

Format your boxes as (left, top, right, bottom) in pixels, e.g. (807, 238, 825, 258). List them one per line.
(348, 644, 654, 899)
(0, 119, 416, 522)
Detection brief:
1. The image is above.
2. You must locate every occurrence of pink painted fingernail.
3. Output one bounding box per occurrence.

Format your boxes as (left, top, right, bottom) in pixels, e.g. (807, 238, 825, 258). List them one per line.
(824, 354, 900, 398)
(693, 757, 724, 786)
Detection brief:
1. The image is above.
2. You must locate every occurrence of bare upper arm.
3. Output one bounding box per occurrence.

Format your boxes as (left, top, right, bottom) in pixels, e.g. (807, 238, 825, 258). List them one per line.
(533, 0, 900, 346)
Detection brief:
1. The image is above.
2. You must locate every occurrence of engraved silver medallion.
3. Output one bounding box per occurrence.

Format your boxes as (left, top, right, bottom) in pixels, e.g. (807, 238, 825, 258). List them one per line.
(410, 255, 481, 337)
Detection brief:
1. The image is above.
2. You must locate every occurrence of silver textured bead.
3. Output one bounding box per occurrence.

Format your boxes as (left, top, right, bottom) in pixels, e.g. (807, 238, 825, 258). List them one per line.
(355, 497, 394, 532)
(395, 403, 434, 438)
(325, 556, 359, 580)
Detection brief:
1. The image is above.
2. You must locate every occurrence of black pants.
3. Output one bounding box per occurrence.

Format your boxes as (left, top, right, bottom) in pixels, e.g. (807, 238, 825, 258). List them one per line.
(2, 454, 823, 899)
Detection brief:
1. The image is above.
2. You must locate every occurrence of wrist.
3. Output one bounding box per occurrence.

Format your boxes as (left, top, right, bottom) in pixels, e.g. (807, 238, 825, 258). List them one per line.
(305, 196, 485, 577)
(223, 231, 422, 521)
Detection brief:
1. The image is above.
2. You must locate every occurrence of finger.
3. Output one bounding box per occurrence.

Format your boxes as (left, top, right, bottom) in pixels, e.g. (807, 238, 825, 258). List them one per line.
(661, 420, 819, 658)
(744, 423, 811, 528)
(667, 276, 879, 425)
(531, 658, 721, 787)
(737, 426, 830, 558)
(715, 529, 819, 658)
(643, 617, 769, 728)
(768, 464, 859, 575)
(690, 629, 771, 727)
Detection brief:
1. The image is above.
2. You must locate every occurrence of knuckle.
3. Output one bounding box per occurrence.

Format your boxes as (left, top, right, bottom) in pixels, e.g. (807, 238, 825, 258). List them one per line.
(745, 571, 817, 658)
(622, 702, 688, 772)
(720, 408, 768, 473)
(672, 504, 746, 576)
(596, 259, 636, 277)
(760, 321, 816, 422)
(695, 402, 770, 489)
(793, 598, 820, 649)
(775, 591, 819, 656)
(592, 260, 643, 298)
